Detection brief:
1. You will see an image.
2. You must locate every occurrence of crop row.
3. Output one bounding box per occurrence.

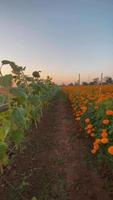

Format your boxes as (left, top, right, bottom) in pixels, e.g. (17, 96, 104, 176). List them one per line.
(0, 60, 59, 173)
(63, 85, 113, 164)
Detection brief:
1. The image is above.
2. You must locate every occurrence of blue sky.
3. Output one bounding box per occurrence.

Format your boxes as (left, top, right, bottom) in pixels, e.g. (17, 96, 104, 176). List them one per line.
(0, 0, 113, 84)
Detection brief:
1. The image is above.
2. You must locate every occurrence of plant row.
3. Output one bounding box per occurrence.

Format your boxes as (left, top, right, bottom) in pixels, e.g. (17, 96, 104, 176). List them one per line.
(0, 60, 59, 173)
(63, 85, 113, 164)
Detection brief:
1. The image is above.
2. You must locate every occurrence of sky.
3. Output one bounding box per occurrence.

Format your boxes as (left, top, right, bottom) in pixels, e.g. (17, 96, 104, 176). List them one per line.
(0, 0, 113, 84)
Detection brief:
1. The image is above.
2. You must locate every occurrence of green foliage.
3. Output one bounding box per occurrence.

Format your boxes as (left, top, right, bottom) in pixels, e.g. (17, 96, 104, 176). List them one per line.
(10, 87, 27, 105)
(0, 123, 9, 142)
(0, 74, 13, 87)
(0, 142, 7, 160)
(10, 129, 25, 145)
(28, 94, 40, 106)
(11, 107, 27, 128)
(0, 59, 59, 173)
(31, 197, 38, 200)
(0, 95, 7, 104)
(1, 60, 26, 75)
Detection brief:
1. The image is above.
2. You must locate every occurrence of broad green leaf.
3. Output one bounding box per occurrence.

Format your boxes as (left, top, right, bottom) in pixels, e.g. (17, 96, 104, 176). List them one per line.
(0, 95, 7, 104)
(0, 142, 7, 160)
(31, 197, 38, 200)
(10, 129, 25, 145)
(10, 87, 27, 104)
(11, 107, 26, 128)
(0, 74, 12, 87)
(28, 94, 40, 106)
(0, 125, 9, 142)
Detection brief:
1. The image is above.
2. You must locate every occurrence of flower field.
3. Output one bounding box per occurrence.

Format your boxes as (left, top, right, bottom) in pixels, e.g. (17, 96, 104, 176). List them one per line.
(63, 85, 113, 163)
(1, 60, 113, 198)
(1, 69, 113, 198)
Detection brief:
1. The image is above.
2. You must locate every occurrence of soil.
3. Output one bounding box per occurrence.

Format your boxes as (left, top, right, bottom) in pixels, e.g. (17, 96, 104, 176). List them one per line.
(0, 92, 112, 200)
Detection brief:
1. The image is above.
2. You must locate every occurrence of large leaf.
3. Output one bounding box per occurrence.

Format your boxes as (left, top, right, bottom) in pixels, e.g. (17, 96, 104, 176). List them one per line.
(10, 129, 25, 145)
(0, 142, 7, 160)
(1, 60, 26, 75)
(11, 107, 27, 128)
(28, 94, 40, 106)
(0, 123, 10, 142)
(0, 95, 7, 104)
(10, 87, 27, 104)
(0, 74, 13, 87)
(1, 60, 15, 66)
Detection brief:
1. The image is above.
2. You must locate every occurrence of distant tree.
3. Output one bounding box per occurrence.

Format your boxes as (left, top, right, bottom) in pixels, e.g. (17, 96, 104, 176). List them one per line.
(82, 82, 88, 85)
(68, 83, 74, 86)
(89, 81, 95, 85)
(93, 78, 99, 85)
(104, 77, 113, 84)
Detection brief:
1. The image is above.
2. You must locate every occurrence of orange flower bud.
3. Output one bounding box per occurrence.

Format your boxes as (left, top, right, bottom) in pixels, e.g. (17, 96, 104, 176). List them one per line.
(108, 146, 113, 155)
(85, 118, 90, 123)
(102, 119, 110, 125)
(101, 138, 109, 144)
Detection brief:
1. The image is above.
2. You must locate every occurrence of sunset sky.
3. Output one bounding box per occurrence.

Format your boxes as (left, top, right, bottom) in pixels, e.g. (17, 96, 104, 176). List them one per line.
(0, 0, 113, 84)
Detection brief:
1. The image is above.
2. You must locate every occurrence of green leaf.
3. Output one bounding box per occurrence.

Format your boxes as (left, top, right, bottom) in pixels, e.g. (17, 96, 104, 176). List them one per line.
(1, 60, 26, 75)
(0, 142, 7, 160)
(31, 197, 38, 200)
(10, 129, 25, 145)
(28, 95, 40, 106)
(0, 95, 7, 104)
(1, 60, 15, 66)
(2, 155, 9, 166)
(0, 125, 9, 142)
(0, 74, 12, 87)
(25, 76, 33, 82)
(11, 107, 27, 128)
(10, 87, 27, 104)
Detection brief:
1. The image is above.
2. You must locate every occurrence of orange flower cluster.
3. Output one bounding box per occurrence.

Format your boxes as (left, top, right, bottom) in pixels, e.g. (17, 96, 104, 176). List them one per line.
(92, 129, 109, 154)
(62, 85, 113, 159)
(108, 146, 113, 155)
(102, 119, 110, 125)
(106, 110, 113, 116)
(85, 123, 95, 137)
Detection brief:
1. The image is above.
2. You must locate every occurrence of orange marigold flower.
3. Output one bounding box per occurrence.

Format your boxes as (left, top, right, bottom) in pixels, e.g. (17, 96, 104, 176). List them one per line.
(76, 114, 80, 117)
(91, 133, 95, 137)
(82, 106, 87, 111)
(94, 143, 99, 150)
(102, 119, 110, 125)
(101, 138, 109, 144)
(87, 124, 93, 129)
(76, 117, 81, 121)
(85, 118, 90, 123)
(108, 146, 113, 155)
(106, 110, 113, 116)
(91, 149, 97, 154)
(95, 138, 101, 144)
(101, 131, 108, 138)
(102, 129, 107, 132)
(87, 129, 92, 134)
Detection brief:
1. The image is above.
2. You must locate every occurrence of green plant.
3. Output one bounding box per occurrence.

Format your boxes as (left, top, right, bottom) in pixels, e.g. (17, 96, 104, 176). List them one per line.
(0, 60, 59, 173)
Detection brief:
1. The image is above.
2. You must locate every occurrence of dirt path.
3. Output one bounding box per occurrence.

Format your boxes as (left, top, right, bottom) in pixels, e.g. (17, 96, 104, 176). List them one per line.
(0, 93, 111, 200)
